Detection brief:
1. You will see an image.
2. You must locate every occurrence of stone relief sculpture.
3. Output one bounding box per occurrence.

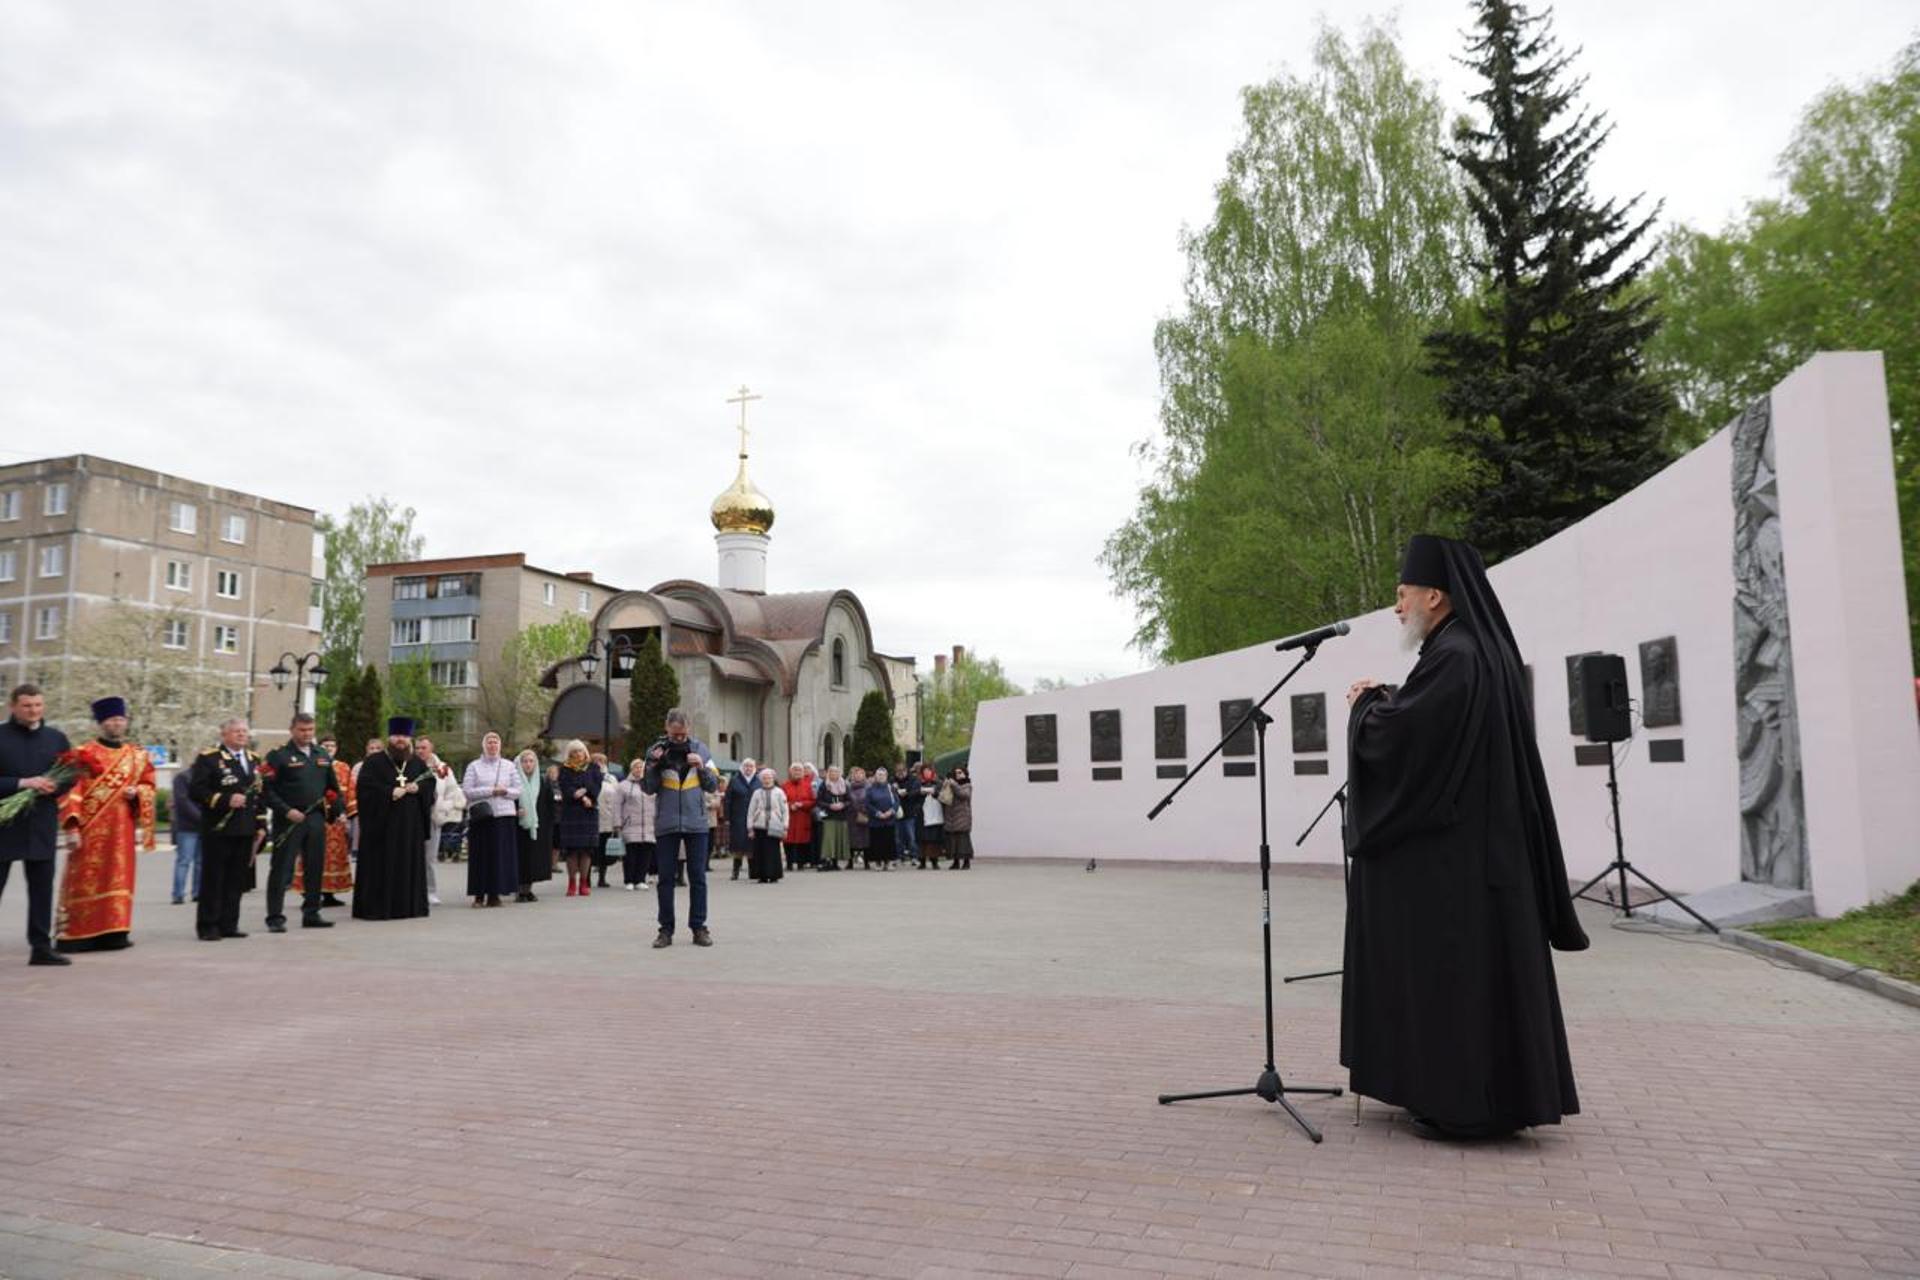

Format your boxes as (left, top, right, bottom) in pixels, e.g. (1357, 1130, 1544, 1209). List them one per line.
(1290, 693, 1327, 753)
(1732, 396, 1809, 890)
(1024, 713, 1058, 765)
(1639, 636, 1682, 728)
(1089, 709, 1123, 763)
(1153, 704, 1186, 759)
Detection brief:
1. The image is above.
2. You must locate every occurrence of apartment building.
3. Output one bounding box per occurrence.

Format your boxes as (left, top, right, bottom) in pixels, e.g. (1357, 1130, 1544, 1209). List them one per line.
(361, 554, 622, 746)
(0, 455, 324, 752)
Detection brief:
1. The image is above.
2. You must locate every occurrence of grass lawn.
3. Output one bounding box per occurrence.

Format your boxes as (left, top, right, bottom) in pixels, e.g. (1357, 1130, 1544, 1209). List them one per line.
(1753, 880, 1920, 984)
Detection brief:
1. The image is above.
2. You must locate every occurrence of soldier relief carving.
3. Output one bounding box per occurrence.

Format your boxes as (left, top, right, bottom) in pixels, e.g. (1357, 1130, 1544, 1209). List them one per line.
(1732, 397, 1809, 890)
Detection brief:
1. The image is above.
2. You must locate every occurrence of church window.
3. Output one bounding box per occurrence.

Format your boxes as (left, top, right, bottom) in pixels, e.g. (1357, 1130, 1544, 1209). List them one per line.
(842, 734, 853, 766)
(831, 637, 846, 687)
(729, 734, 741, 762)
(823, 733, 836, 769)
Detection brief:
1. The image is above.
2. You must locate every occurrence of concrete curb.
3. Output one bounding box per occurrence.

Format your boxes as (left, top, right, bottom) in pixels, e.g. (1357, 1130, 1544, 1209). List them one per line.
(1722, 927, 1920, 1012)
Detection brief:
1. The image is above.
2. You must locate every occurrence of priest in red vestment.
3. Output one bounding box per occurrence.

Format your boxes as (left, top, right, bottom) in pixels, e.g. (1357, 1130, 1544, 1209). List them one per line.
(56, 696, 156, 952)
(292, 733, 354, 904)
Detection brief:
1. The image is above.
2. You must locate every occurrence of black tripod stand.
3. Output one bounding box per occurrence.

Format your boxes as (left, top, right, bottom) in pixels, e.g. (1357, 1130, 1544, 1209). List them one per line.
(1283, 782, 1348, 984)
(1151, 647, 1343, 1142)
(1572, 749, 1719, 933)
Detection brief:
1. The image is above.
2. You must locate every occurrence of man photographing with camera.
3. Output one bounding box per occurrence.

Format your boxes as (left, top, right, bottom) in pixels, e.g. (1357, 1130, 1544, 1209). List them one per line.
(639, 708, 718, 949)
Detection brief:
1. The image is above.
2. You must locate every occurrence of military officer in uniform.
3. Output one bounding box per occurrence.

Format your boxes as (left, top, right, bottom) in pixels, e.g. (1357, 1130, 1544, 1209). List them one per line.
(189, 716, 265, 942)
(263, 712, 337, 932)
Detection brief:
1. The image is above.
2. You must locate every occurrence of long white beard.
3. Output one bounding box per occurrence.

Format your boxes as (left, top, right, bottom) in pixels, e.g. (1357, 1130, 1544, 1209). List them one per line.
(1399, 609, 1428, 652)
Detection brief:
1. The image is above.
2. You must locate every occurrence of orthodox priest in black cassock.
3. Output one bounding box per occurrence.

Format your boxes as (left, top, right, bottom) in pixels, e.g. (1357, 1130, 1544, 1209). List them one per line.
(1341, 535, 1588, 1140)
(351, 718, 435, 921)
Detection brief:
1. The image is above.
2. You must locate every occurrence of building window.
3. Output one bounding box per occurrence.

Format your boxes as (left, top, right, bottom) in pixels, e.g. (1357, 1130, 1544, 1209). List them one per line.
(0, 550, 14, 582)
(429, 660, 476, 688)
(37, 545, 64, 578)
(842, 734, 853, 767)
(543, 582, 555, 606)
(221, 513, 247, 544)
(215, 569, 242, 599)
(823, 733, 836, 769)
(438, 575, 468, 598)
(43, 483, 69, 516)
(393, 576, 427, 601)
(165, 560, 191, 590)
(34, 606, 60, 640)
(161, 618, 189, 650)
(0, 612, 12, 643)
(168, 500, 197, 533)
(391, 618, 424, 645)
(577, 589, 590, 613)
(0, 491, 18, 521)
(428, 614, 477, 643)
(213, 624, 239, 654)
(831, 638, 846, 687)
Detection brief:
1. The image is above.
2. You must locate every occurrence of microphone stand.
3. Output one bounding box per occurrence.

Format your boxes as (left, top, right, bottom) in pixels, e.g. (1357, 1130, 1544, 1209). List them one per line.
(1150, 645, 1343, 1143)
(1283, 781, 1348, 984)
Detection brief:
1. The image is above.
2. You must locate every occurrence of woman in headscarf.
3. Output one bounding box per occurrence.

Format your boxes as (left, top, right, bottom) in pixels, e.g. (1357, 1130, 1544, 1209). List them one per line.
(818, 765, 853, 869)
(513, 749, 548, 902)
(846, 766, 870, 869)
(555, 741, 603, 897)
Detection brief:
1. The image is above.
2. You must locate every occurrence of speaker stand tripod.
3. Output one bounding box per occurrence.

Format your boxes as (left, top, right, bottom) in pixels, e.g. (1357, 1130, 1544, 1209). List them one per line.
(1150, 648, 1343, 1142)
(1572, 750, 1719, 933)
(1283, 781, 1348, 984)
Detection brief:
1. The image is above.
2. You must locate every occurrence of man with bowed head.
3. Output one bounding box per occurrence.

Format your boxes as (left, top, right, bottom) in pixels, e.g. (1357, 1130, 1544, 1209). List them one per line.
(1342, 534, 1588, 1142)
(639, 708, 718, 948)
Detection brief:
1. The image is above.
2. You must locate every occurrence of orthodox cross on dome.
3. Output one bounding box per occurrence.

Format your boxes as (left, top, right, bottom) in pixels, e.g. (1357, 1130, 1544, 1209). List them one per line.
(726, 384, 762, 459)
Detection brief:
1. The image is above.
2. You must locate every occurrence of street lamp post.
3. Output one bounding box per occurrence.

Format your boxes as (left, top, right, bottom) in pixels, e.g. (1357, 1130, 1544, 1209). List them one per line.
(268, 650, 330, 718)
(576, 634, 637, 759)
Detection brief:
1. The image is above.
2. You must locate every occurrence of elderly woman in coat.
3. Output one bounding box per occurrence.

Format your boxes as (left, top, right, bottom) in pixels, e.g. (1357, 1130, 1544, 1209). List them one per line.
(744, 767, 789, 884)
(943, 767, 974, 869)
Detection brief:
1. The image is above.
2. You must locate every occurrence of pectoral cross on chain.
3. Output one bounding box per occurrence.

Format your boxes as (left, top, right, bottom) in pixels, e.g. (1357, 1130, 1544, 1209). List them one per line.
(726, 385, 763, 459)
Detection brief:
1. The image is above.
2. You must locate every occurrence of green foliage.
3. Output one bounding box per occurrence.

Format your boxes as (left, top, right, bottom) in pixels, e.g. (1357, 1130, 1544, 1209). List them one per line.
(313, 496, 423, 728)
(477, 615, 592, 751)
(921, 653, 1023, 761)
(332, 664, 384, 760)
(1104, 20, 1471, 661)
(622, 634, 681, 764)
(848, 689, 899, 773)
(39, 604, 241, 751)
(1646, 40, 1920, 658)
(1424, 0, 1674, 563)
(384, 650, 440, 738)
(1754, 879, 1920, 985)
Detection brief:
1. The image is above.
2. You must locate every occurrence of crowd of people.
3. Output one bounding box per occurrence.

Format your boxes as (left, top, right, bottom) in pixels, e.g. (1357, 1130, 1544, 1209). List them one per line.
(0, 683, 976, 964)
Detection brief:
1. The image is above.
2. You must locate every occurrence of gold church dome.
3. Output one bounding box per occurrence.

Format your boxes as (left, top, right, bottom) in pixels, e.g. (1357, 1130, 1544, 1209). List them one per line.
(710, 456, 775, 535)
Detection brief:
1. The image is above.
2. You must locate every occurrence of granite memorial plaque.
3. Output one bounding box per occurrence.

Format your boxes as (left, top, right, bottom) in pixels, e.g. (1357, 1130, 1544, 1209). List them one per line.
(1290, 692, 1328, 754)
(1090, 709, 1122, 763)
(1153, 704, 1187, 760)
(1220, 698, 1255, 758)
(1024, 713, 1058, 765)
(1639, 636, 1682, 728)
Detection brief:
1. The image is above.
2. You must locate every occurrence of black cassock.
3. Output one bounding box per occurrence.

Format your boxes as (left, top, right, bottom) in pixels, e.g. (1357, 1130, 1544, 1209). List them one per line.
(1343, 602, 1589, 1133)
(352, 752, 434, 921)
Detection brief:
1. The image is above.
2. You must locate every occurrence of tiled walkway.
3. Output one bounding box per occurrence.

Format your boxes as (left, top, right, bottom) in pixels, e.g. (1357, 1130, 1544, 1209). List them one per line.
(3, 856, 1915, 1278)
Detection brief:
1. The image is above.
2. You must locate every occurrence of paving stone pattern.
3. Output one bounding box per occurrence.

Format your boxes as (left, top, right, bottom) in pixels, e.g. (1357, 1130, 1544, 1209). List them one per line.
(3, 855, 1917, 1279)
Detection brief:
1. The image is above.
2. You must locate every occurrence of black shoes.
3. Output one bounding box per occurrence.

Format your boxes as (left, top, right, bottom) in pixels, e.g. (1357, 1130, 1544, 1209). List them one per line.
(28, 949, 71, 966)
(267, 921, 288, 933)
(321, 895, 347, 907)
(692, 928, 713, 947)
(302, 917, 334, 928)
(652, 931, 672, 948)
(223, 930, 248, 939)
(1408, 1114, 1517, 1143)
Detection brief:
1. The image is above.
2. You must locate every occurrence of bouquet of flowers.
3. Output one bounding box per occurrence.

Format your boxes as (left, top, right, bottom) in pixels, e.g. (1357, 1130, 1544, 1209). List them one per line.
(0, 750, 88, 827)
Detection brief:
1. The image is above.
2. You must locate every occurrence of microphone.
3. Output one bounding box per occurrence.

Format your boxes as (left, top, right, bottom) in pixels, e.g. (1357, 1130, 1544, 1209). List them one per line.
(1274, 620, 1351, 652)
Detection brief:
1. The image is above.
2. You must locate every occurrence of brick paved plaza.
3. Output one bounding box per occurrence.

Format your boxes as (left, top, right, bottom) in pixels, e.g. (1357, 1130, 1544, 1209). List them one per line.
(3, 854, 1918, 1279)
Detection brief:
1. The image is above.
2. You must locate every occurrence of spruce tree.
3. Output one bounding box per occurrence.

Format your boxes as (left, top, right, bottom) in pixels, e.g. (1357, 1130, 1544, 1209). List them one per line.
(621, 636, 680, 764)
(1425, 0, 1674, 561)
(332, 664, 383, 759)
(848, 690, 899, 773)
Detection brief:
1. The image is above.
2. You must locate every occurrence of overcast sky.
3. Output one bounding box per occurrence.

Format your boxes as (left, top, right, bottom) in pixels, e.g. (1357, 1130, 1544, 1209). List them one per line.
(2, 2, 1911, 686)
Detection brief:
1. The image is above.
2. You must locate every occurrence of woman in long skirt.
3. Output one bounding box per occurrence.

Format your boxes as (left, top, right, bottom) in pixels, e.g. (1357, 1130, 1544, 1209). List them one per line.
(513, 749, 548, 901)
(460, 733, 522, 908)
(745, 767, 788, 883)
(846, 766, 870, 869)
(863, 768, 898, 869)
(819, 766, 853, 869)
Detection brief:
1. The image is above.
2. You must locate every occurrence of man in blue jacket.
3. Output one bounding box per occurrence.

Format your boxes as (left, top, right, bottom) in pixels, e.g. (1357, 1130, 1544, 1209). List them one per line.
(640, 708, 718, 949)
(0, 683, 76, 965)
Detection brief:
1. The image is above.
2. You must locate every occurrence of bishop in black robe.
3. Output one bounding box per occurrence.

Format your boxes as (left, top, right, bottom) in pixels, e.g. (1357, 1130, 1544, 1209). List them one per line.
(352, 721, 435, 921)
(1342, 535, 1588, 1140)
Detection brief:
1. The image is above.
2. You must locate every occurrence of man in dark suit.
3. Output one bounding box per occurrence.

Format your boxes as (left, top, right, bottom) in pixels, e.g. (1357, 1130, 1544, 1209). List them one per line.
(0, 683, 75, 965)
(189, 717, 265, 942)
